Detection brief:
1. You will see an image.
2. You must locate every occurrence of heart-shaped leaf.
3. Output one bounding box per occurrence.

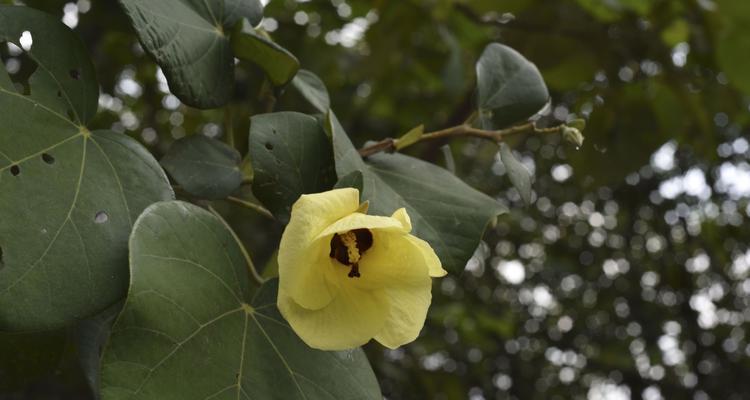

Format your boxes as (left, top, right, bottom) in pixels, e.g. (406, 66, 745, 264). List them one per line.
(327, 112, 507, 273)
(0, 5, 173, 331)
(161, 135, 242, 200)
(291, 69, 330, 113)
(476, 43, 549, 129)
(100, 201, 381, 400)
(249, 112, 336, 222)
(232, 20, 300, 86)
(119, 0, 263, 108)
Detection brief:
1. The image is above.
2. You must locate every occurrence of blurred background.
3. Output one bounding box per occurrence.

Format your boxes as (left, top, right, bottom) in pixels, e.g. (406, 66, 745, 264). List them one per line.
(2, 0, 750, 399)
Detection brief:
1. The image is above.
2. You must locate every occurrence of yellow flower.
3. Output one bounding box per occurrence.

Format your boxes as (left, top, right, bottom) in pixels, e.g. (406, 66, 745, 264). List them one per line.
(277, 188, 447, 350)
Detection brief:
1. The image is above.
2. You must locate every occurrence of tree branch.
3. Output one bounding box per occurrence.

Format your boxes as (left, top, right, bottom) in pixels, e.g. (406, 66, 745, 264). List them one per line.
(357, 121, 564, 158)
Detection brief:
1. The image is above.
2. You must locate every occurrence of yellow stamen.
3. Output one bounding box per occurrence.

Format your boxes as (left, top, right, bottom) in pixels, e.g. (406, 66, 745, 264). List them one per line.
(339, 231, 360, 264)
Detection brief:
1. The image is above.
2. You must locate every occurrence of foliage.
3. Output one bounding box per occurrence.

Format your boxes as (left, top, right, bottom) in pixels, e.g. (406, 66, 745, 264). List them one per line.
(2, 0, 750, 399)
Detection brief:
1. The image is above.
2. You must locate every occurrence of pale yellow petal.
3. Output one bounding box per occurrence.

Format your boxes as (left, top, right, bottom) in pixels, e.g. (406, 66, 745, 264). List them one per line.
(374, 280, 433, 349)
(347, 231, 430, 290)
(406, 235, 446, 277)
(390, 208, 412, 232)
(315, 212, 407, 240)
(277, 284, 389, 351)
(278, 188, 359, 310)
(281, 237, 343, 310)
(286, 188, 361, 237)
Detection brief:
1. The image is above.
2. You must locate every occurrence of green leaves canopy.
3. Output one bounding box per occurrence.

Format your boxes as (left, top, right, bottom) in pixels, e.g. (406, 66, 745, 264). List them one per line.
(327, 113, 507, 274)
(160, 135, 243, 200)
(249, 112, 336, 222)
(0, 5, 173, 331)
(476, 43, 549, 129)
(118, 0, 263, 108)
(101, 201, 381, 400)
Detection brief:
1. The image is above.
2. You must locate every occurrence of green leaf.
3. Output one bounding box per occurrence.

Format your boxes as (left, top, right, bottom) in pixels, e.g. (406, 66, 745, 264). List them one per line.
(291, 69, 330, 113)
(249, 112, 336, 222)
(438, 27, 464, 96)
(118, 0, 263, 108)
(394, 124, 424, 150)
(161, 135, 242, 200)
(74, 302, 122, 397)
(334, 170, 364, 193)
(0, 5, 173, 331)
(100, 201, 381, 400)
(232, 20, 300, 86)
(476, 43, 549, 129)
(327, 112, 507, 273)
(499, 143, 534, 205)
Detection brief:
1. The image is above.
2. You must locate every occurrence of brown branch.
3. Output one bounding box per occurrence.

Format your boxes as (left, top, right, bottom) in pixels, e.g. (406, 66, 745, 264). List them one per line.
(357, 122, 563, 158)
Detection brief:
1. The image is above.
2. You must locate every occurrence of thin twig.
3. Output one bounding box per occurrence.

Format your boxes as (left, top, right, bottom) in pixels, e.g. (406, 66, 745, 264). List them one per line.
(226, 196, 275, 220)
(358, 121, 564, 158)
(207, 205, 266, 286)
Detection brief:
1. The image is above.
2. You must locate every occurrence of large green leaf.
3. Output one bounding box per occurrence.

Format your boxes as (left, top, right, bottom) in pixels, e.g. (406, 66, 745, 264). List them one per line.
(74, 302, 122, 398)
(249, 112, 336, 222)
(291, 69, 330, 113)
(232, 19, 300, 86)
(327, 112, 507, 273)
(119, 0, 263, 108)
(0, 5, 173, 331)
(476, 43, 549, 129)
(100, 201, 381, 400)
(160, 135, 242, 200)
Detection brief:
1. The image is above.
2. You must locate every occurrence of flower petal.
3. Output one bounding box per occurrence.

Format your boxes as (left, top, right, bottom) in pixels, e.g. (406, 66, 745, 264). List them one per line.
(315, 212, 407, 240)
(390, 208, 412, 232)
(278, 188, 360, 310)
(406, 236, 447, 277)
(348, 231, 430, 289)
(374, 280, 433, 349)
(277, 284, 389, 350)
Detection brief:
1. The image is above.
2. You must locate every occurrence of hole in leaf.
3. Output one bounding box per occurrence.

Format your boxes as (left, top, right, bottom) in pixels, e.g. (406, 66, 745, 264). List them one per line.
(265, 143, 274, 150)
(94, 211, 109, 224)
(57, 90, 62, 97)
(10, 165, 20, 176)
(0, 246, 4, 269)
(41, 153, 55, 164)
(69, 68, 81, 80)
